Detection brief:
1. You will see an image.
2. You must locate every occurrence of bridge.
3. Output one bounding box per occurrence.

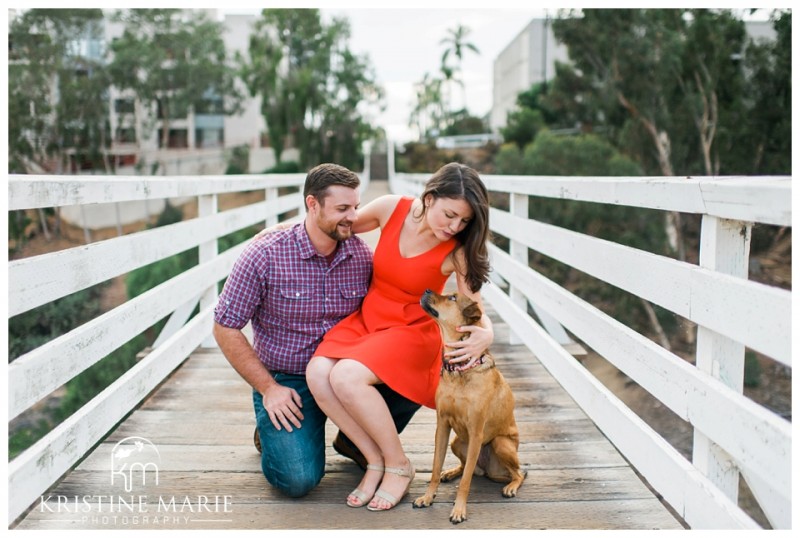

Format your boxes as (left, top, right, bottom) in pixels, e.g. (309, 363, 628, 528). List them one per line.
(7, 162, 791, 530)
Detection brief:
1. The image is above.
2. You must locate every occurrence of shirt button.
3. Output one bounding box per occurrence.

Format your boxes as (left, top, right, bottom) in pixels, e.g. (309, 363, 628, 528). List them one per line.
(295, 292, 300, 297)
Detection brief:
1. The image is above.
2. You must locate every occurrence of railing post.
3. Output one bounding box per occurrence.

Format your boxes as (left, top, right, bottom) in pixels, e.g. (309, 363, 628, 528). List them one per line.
(198, 193, 218, 348)
(693, 215, 752, 502)
(265, 185, 278, 228)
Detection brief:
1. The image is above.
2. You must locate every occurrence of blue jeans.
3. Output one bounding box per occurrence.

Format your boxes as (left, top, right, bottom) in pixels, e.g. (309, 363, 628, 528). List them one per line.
(253, 374, 327, 498)
(252, 373, 421, 498)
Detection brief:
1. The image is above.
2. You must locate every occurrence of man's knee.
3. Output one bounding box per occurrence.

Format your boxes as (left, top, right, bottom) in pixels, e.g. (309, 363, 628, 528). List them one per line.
(261, 459, 323, 498)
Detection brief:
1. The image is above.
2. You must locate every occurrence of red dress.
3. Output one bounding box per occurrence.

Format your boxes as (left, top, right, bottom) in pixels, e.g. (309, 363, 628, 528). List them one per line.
(314, 197, 457, 408)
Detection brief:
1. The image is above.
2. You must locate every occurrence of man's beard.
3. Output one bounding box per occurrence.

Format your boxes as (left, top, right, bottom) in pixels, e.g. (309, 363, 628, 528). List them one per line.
(320, 218, 353, 241)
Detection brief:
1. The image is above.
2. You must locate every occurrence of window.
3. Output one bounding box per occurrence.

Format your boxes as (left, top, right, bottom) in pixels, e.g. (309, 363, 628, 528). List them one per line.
(157, 98, 189, 120)
(195, 128, 223, 148)
(115, 98, 135, 114)
(158, 129, 189, 149)
(115, 127, 136, 144)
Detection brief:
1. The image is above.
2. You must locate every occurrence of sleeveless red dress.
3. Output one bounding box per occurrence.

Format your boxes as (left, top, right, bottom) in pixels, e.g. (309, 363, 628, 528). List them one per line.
(314, 197, 457, 408)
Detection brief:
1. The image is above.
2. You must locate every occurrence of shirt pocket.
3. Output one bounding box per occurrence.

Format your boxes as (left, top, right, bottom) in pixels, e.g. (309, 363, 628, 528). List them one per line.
(275, 285, 316, 322)
(333, 284, 368, 317)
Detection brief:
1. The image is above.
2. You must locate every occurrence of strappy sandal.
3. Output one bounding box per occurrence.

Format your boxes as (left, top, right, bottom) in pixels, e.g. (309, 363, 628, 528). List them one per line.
(366, 462, 415, 511)
(347, 464, 385, 508)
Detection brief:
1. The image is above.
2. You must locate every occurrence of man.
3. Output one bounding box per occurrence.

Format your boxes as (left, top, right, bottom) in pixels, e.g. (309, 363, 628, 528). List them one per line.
(213, 163, 419, 498)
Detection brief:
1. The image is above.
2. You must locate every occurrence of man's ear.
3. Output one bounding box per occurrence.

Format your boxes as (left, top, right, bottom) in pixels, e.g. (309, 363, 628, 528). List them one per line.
(306, 194, 318, 214)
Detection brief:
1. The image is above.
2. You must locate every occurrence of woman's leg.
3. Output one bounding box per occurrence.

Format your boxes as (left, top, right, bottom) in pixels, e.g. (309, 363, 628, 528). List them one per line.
(306, 356, 385, 503)
(328, 359, 414, 510)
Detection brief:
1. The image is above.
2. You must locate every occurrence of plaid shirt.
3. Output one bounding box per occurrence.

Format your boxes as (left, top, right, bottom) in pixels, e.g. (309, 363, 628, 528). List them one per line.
(214, 223, 372, 374)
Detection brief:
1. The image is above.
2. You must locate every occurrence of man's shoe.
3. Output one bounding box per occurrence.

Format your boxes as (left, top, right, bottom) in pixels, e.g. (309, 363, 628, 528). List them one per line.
(333, 432, 367, 471)
(254, 426, 262, 454)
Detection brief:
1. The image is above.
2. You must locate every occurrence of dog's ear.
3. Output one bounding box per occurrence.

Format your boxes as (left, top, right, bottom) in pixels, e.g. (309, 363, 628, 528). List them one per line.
(460, 299, 483, 326)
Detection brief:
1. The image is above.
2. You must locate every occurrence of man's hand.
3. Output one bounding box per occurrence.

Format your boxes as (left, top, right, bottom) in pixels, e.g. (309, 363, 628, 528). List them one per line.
(262, 383, 304, 432)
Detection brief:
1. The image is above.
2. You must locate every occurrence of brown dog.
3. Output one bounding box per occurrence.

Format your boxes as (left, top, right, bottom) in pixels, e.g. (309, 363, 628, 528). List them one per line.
(413, 289, 526, 524)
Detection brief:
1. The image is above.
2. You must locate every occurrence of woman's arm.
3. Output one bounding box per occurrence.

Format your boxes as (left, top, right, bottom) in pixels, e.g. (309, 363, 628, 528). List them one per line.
(443, 248, 495, 367)
(351, 194, 402, 234)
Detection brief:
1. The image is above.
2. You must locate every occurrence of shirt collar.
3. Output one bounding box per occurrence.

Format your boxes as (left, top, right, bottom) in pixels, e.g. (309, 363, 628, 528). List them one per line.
(293, 222, 352, 261)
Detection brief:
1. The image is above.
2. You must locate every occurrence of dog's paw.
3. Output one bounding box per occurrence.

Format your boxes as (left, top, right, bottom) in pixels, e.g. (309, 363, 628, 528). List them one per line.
(449, 505, 468, 524)
(413, 494, 434, 508)
(440, 467, 462, 483)
(501, 484, 518, 498)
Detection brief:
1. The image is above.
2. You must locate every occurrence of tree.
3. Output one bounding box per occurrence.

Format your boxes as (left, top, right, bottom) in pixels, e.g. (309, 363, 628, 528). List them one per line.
(8, 9, 108, 174)
(439, 23, 479, 114)
(549, 9, 767, 260)
(240, 9, 381, 168)
(409, 72, 445, 141)
(108, 9, 243, 154)
(552, 9, 687, 177)
(739, 10, 791, 174)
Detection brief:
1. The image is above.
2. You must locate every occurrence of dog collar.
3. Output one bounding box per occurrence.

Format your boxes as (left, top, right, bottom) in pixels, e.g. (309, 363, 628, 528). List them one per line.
(442, 354, 488, 373)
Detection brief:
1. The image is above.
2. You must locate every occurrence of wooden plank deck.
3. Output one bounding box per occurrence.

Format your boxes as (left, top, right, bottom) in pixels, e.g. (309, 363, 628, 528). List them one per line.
(14, 310, 684, 530)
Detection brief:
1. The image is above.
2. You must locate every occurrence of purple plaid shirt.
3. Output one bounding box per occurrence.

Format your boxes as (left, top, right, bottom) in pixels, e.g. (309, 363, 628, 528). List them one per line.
(214, 223, 372, 374)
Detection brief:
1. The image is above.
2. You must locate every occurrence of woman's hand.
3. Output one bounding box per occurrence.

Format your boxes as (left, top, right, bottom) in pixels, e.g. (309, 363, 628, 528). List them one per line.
(253, 221, 293, 242)
(443, 320, 494, 370)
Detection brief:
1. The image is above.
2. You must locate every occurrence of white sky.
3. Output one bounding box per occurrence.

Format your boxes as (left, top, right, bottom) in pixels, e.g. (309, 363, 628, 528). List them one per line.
(319, 7, 547, 143)
(221, 3, 548, 144)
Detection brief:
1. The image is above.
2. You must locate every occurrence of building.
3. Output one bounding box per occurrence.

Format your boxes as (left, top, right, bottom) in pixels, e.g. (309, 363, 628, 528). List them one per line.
(103, 9, 288, 177)
(9, 8, 287, 178)
(490, 17, 569, 133)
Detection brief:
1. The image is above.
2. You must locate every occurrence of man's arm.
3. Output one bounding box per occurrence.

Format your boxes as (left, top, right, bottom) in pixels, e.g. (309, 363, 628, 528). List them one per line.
(213, 322, 304, 431)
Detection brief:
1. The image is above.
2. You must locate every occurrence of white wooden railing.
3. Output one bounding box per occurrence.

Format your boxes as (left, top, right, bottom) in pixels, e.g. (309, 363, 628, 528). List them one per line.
(7, 166, 790, 530)
(6, 173, 314, 525)
(392, 170, 791, 530)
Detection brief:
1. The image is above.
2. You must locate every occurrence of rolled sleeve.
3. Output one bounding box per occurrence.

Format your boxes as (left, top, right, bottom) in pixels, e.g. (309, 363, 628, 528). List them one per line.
(214, 244, 268, 329)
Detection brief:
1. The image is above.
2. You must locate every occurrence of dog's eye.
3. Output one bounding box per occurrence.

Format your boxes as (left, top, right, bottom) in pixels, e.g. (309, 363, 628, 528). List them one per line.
(448, 295, 457, 301)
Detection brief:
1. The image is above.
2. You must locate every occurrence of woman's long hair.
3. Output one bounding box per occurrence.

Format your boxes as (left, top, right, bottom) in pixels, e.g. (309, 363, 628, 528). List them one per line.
(415, 162, 491, 293)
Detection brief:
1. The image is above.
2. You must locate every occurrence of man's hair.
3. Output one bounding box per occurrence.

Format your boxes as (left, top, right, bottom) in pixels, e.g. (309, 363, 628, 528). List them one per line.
(303, 163, 360, 208)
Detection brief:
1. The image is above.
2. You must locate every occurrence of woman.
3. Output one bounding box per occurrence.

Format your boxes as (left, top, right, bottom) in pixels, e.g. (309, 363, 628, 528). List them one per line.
(307, 162, 494, 511)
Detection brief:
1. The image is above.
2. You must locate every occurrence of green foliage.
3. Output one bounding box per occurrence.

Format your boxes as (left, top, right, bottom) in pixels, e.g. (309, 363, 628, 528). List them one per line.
(8, 210, 33, 254)
(56, 334, 146, 421)
(547, 8, 789, 176)
(493, 131, 668, 333)
(263, 161, 301, 174)
(226, 145, 250, 175)
(126, 202, 197, 300)
(501, 108, 545, 150)
(8, 419, 52, 460)
(395, 142, 465, 173)
(8, 285, 103, 361)
(108, 9, 243, 148)
(441, 109, 487, 136)
(9, 9, 108, 173)
(240, 9, 381, 169)
(744, 351, 762, 388)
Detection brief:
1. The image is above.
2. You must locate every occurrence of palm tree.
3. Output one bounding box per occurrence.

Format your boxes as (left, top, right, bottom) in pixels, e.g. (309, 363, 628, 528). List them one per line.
(439, 24, 479, 114)
(409, 72, 444, 141)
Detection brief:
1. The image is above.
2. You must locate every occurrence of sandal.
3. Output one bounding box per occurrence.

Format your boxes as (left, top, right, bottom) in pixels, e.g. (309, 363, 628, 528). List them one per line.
(366, 462, 415, 511)
(347, 464, 385, 508)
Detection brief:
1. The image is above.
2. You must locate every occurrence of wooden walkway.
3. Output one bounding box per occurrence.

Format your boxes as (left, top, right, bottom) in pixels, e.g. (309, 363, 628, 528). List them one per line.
(15, 310, 683, 530)
(14, 181, 683, 530)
